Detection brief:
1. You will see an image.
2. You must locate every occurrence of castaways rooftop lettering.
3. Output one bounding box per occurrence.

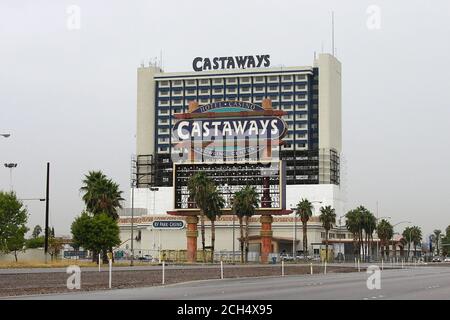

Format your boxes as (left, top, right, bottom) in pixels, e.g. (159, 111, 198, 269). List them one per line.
(192, 55, 270, 71)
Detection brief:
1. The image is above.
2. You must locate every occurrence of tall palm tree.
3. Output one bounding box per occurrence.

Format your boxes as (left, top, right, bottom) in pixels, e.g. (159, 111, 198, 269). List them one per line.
(361, 208, 376, 260)
(232, 186, 259, 263)
(80, 171, 124, 220)
(204, 185, 225, 263)
(411, 226, 422, 258)
(295, 198, 314, 259)
(433, 229, 442, 255)
(319, 206, 336, 262)
(187, 172, 213, 262)
(345, 209, 362, 258)
(402, 226, 413, 259)
(376, 219, 394, 259)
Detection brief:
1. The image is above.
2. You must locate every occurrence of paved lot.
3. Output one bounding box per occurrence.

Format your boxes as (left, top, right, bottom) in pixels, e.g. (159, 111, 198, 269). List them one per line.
(4, 266, 450, 300)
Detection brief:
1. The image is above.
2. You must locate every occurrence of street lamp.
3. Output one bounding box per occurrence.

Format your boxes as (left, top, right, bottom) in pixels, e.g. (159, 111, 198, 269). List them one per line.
(291, 200, 323, 259)
(4, 163, 18, 191)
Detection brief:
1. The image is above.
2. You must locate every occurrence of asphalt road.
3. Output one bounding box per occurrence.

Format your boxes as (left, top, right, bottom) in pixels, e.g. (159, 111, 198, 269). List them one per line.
(8, 266, 450, 300)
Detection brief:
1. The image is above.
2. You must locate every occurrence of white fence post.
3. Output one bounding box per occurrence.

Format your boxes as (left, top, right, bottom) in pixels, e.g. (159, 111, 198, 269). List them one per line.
(310, 262, 313, 275)
(98, 254, 101, 272)
(162, 261, 165, 285)
(324, 261, 327, 275)
(108, 259, 112, 289)
(220, 260, 224, 280)
(281, 260, 285, 277)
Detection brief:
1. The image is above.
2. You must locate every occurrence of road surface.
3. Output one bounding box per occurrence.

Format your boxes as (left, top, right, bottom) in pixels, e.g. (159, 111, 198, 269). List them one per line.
(7, 266, 450, 300)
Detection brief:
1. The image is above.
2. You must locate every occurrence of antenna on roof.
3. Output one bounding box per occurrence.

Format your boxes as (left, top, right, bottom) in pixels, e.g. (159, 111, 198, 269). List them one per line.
(160, 49, 163, 70)
(331, 11, 335, 56)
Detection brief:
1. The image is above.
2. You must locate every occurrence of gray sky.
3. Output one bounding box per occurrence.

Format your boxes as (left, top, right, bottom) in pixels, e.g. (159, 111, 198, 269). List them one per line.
(1, 0, 449, 238)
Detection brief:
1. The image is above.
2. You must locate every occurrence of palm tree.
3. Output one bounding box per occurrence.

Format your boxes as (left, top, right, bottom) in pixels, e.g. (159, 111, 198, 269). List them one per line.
(187, 172, 213, 262)
(204, 185, 225, 263)
(345, 209, 362, 258)
(433, 229, 441, 255)
(80, 171, 124, 262)
(411, 226, 422, 258)
(402, 226, 413, 259)
(376, 219, 394, 259)
(361, 208, 376, 261)
(232, 186, 259, 263)
(80, 171, 124, 220)
(295, 198, 314, 259)
(319, 206, 336, 262)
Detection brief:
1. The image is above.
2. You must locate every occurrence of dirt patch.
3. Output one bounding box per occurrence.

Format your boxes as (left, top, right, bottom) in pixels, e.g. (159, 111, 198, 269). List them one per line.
(0, 264, 361, 297)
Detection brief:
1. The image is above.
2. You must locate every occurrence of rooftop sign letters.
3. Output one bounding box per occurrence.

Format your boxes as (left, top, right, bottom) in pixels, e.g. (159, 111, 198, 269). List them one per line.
(192, 55, 270, 72)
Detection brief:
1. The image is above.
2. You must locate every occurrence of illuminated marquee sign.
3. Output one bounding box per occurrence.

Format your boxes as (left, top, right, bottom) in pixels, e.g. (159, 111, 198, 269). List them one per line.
(172, 101, 287, 159)
(192, 55, 270, 72)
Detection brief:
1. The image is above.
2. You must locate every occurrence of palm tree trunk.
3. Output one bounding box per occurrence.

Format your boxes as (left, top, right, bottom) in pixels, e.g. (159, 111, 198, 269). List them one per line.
(239, 217, 244, 263)
(211, 219, 215, 263)
(245, 216, 249, 263)
(302, 222, 308, 260)
(200, 213, 206, 263)
(325, 230, 329, 262)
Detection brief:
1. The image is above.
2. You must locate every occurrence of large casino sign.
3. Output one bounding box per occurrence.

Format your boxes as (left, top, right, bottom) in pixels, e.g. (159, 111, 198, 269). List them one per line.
(172, 101, 287, 159)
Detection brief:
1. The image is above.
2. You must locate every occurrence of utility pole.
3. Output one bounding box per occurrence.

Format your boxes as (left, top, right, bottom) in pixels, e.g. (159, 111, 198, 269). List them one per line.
(44, 162, 50, 261)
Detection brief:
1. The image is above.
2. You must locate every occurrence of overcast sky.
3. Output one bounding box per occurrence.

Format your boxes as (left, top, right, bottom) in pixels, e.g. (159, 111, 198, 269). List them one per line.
(1, 0, 449, 238)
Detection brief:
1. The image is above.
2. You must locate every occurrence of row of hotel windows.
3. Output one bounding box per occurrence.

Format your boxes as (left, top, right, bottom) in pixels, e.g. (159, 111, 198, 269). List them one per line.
(156, 143, 309, 153)
(159, 84, 310, 96)
(157, 74, 310, 87)
(157, 95, 314, 107)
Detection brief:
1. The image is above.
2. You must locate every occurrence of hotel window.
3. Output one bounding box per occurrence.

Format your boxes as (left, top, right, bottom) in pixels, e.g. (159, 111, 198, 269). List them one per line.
(282, 75, 293, 82)
(172, 89, 182, 95)
(254, 96, 262, 102)
(200, 89, 209, 94)
(186, 89, 196, 95)
(159, 109, 169, 115)
(240, 77, 250, 83)
(254, 76, 264, 83)
(213, 88, 223, 94)
(159, 119, 169, 125)
(186, 79, 196, 86)
(296, 74, 306, 81)
(226, 88, 237, 94)
(213, 78, 223, 84)
(172, 80, 182, 87)
(159, 80, 169, 87)
(296, 94, 307, 100)
(159, 100, 169, 106)
(296, 84, 306, 91)
(199, 79, 209, 85)
(200, 98, 210, 104)
(268, 76, 278, 82)
(282, 95, 293, 101)
(226, 78, 237, 84)
(241, 97, 251, 102)
(240, 87, 250, 93)
(282, 85, 293, 91)
(268, 85, 278, 92)
(159, 91, 169, 97)
(254, 86, 264, 93)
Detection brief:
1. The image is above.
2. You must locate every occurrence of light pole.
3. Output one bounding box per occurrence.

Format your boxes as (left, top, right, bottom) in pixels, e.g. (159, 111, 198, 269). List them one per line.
(4, 163, 17, 192)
